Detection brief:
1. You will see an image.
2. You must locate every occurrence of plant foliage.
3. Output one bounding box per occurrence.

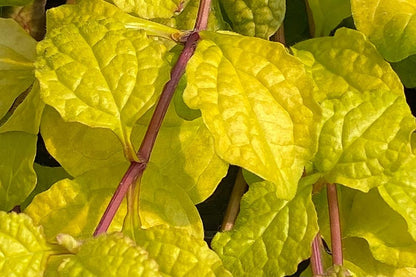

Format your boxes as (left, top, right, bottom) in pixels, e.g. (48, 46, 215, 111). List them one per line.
(1, 0, 416, 276)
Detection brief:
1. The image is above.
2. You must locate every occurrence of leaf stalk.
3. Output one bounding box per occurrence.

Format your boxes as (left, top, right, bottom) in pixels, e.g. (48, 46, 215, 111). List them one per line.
(327, 183, 343, 266)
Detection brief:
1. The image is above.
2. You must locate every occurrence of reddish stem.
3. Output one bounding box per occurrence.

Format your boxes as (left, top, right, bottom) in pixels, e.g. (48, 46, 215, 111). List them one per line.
(327, 183, 343, 265)
(94, 0, 212, 236)
(310, 233, 324, 277)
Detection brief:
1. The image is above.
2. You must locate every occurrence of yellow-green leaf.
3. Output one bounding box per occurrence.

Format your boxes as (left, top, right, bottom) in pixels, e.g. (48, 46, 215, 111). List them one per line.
(184, 31, 320, 199)
(0, 211, 53, 276)
(293, 28, 415, 192)
(391, 55, 416, 88)
(211, 177, 319, 277)
(0, 132, 37, 211)
(219, 0, 285, 38)
(25, 164, 128, 241)
(0, 18, 36, 120)
(57, 233, 161, 277)
(36, 12, 171, 160)
(134, 225, 232, 277)
(351, 0, 416, 62)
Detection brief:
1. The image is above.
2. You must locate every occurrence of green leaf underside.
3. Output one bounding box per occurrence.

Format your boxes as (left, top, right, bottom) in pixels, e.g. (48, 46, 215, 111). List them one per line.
(184, 31, 320, 200)
(0, 0, 33, 6)
(25, 164, 129, 241)
(293, 28, 415, 192)
(391, 55, 416, 88)
(134, 226, 231, 277)
(36, 9, 172, 160)
(219, 0, 285, 39)
(0, 132, 37, 211)
(57, 233, 161, 277)
(0, 211, 52, 276)
(211, 176, 319, 277)
(0, 81, 44, 134)
(109, 0, 188, 19)
(0, 18, 36, 120)
(306, 0, 351, 37)
(351, 0, 416, 62)
(379, 155, 416, 240)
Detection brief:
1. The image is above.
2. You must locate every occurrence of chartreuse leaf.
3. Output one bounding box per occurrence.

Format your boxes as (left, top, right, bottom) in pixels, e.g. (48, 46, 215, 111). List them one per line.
(57, 233, 161, 277)
(211, 176, 319, 277)
(391, 55, 416, 88)
(0, 211, 55, 276)
(0, 132, 37, 211)
(0, 81, 44, 134)
(183, 31, 320, 199)
(25, 164, 128, 241)
(293, 28, 415, 192)
(0, 18, 36, 120)
(379, 156, 416, 240)
(40, 106, 126, 177)
(306, 0, 351, 37)
(219, 0, 285, 39)
(36, 12, 172, 160)
(0, 0, 32, 6)
(351, 0, 416, 62)
(134, 225, 232, 277)
(108, 0, 188, 19)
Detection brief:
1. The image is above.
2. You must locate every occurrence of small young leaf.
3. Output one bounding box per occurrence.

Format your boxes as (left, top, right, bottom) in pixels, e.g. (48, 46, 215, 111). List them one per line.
(0, 132, 37, 211)
(306, 0, 351, 37)
(0, 18, 36, 120)
(57, 233, 161, 277)
(293, 28, 415, 192)
(219, 0, 285, 39)
(36, 15, 172, 160)
(184, 31, 320, 199)
(0, 211, 53, 276)
(351, 0, 416, 62)
(134, 225, 232, 277)
(211, 177, 319, 277)
(25, 164, 129, 241)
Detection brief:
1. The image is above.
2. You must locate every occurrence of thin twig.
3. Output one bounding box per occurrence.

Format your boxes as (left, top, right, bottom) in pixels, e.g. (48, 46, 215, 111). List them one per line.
(304, 0, 315, 37)
(327, 183, 343, 265)
(272, 24, 285, 45)
(94, 0, 212, 236)
(221, 169, 247, 231)
(310, 233, 324, 277)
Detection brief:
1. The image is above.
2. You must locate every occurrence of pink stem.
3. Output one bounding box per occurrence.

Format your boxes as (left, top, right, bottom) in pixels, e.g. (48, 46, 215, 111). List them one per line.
(310, 233, 324, 276)
(327, 183, 343, 265)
